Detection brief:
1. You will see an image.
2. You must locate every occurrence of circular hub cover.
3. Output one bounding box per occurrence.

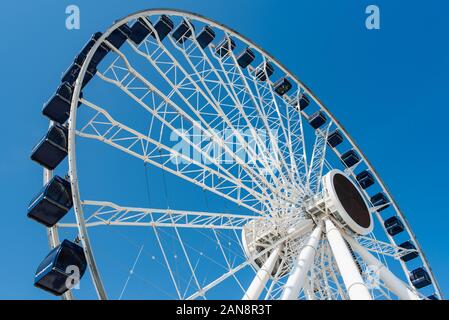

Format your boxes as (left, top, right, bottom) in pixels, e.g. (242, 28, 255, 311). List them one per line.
(323, 170, 373, 235)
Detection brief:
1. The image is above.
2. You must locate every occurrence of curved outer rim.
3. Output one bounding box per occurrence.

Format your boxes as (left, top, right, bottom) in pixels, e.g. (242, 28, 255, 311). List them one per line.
(322, 169, 373, 236)
(67, 8, 443, 299)
(44, 167, 75, 300)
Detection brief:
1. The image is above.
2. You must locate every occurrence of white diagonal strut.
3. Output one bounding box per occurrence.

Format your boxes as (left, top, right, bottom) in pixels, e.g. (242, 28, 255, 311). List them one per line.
(242, 245, 283, 300)
(281, 222, 323, 300)
(306, 123, 332, 195)
(324, 219, 372, 300)
(344, 235, 420, 300)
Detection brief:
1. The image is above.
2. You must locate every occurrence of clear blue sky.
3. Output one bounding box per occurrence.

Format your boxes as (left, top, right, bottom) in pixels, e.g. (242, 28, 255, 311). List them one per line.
(0, 0, 448, 299)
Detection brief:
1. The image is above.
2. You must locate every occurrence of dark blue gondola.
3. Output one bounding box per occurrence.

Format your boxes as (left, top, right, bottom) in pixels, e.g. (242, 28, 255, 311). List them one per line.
(410, 267, 432, 289)
(255, 62, 274, 81)
(215, 37, 236, 57)
(27, 176, 72, 227)
(30, 124, 68, 170)
(153, 15, 174, 41)
(106, 24, 132, 49)
(356, 170, 375, 189)
(309, 111, 327, 129)
(196, 26, 215, 49)
(172, 19, 195, 43)
(61, 32, 111, 88)
(399, 241, 419, 262)
(293, 93, 310, 111)
(370, 192, 390, 211)
(427, 294, 439, 300)
(273, 77, 292, 96)
(34, 240, 87, 296)
(61, 62, 96, 88)
(341, 149, 360, 168)
(42, 82, 83, 124)
(384, 216, 404, 236)
(328, 129, 343, 148)
(129, 17, 154, 45)
(74, 32, 109, 68)
(236, 47, 255, 69)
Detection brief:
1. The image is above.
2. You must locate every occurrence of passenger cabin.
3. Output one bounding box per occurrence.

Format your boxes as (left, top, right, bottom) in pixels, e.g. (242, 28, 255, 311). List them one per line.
(384, 216, 405, 236)
(30, 124, 68, 170)
(106, 24, 132, 49)
(293, 93, 310, 111)
(410, 267, 432, 289)
(153, 15, 174, 41)
(74, 32, 109, 68)
(370, 192, 390, 211)
(215, 37, 236, 57)
(356, 170, 375, 189)
(341, 149, 360, 168)
(27, 176, 72, 227)
(255, 62, 274, 81)
(42, 82, 83, 124)
(172, 19, 195, 43)
(309, 111, 327, 129)
(236, 47, 255, 69)
(34, 240, 87, 296)
(273, 78, 292, 96)
(399, 241, 419, 262)
(427, 294, 439, 300)
(196, 26, 215, 49)
(327, 129, 343, 148)
(129, 17, 154, 45)
(61, 61, 96, 89)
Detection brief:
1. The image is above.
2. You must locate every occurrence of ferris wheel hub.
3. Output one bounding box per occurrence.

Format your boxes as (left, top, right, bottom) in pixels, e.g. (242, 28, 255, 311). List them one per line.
(306, 170, 373, 235)
(241, 170, 373, 278)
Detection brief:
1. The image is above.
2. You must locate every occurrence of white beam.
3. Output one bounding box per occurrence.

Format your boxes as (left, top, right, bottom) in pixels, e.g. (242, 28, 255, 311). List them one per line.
(344, 235, 420, 300)
(242, 245, 283, 300)
(58, 200, 265, 230)
(281, 223, 323, 300)
(324, 219, 372, 300)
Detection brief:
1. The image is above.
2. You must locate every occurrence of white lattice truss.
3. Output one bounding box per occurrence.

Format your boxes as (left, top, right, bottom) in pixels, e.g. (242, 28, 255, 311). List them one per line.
(59, 200, 264, 230)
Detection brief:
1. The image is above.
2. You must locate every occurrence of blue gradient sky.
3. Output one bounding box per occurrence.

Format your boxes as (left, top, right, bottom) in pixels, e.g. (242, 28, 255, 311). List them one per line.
(0, 0, 448, 299)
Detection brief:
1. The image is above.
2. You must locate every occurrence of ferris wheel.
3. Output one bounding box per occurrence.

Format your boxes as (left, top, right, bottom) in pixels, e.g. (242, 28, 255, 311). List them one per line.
(28, 9, 442, 300)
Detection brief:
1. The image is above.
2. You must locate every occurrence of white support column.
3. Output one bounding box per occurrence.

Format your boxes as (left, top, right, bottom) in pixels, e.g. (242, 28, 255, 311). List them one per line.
(324, 219, 372, 300)
(242, 245, 283, 300)
(303, 278, 316, 300)
(281, 223, 323, 300)
(344, 235, 420, 300)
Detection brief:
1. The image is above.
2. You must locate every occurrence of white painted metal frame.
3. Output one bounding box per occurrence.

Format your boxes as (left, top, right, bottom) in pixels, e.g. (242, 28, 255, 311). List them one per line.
(59, 8, 442, 300)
